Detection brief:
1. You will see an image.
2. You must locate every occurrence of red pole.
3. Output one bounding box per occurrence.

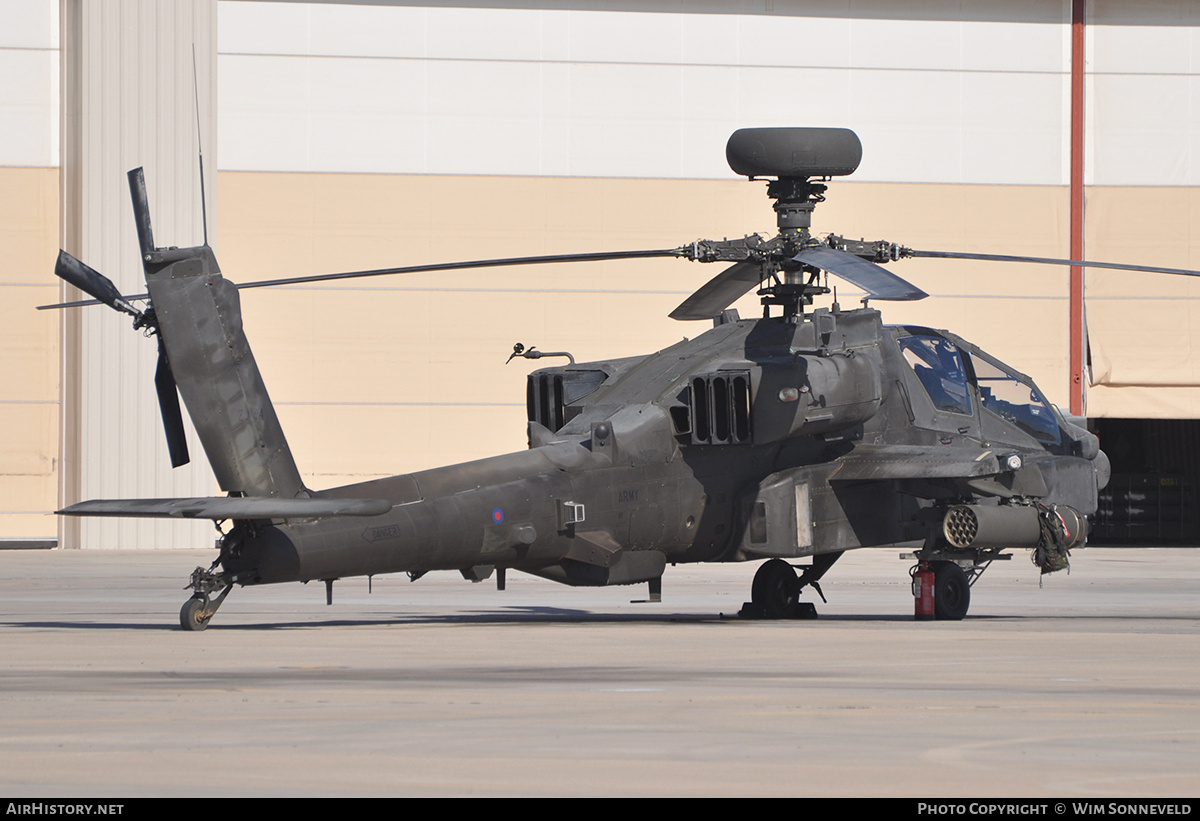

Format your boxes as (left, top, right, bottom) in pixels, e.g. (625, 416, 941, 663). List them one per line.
(1069, 0, 1086, 416)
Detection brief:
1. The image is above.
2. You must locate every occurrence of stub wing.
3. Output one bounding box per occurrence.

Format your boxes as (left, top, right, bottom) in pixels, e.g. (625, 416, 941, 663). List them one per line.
(831, 445, 1002, 481)
(57, 496, 392, 520)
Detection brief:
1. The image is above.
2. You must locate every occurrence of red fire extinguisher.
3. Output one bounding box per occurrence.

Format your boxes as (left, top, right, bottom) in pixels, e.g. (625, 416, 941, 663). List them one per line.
(912, 563, 935, 620)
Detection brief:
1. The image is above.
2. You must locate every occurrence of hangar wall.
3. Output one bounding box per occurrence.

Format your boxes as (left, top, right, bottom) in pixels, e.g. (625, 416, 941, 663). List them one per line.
(1085, 4, 1200, 417)
(0, 3, 59, 540)
(214, 0, 1080, 496)
(55, 0, 218, 551)
(212, 0, 1199, 495)
(1, 0, 1197, 546)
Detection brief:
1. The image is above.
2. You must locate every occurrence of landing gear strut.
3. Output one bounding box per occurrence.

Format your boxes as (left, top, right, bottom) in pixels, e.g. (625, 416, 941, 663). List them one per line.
(180, 564, 233, 632)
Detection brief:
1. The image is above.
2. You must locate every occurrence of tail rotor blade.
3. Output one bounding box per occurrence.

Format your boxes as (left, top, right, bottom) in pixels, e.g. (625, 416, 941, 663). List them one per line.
(127, 167, 155, 259)
(56, 247, 185, 467)
(54, 250, 142, 319)
(154, 337, 190, 468)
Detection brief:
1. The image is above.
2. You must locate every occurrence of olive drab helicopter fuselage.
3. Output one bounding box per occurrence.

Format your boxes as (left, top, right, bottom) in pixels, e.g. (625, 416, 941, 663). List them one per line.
(50, 127, 1159, 630)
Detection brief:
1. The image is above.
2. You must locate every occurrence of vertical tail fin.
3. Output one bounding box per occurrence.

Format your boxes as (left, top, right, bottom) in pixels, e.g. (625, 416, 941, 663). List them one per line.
(131, 169, 305, 499)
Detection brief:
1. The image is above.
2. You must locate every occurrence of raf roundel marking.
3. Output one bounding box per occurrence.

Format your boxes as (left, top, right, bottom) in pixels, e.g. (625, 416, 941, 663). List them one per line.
(492, 508, 504, 524)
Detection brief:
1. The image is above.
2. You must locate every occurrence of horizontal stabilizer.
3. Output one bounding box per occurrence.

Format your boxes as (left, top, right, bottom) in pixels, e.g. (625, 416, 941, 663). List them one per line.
(57, 496, 392, 520)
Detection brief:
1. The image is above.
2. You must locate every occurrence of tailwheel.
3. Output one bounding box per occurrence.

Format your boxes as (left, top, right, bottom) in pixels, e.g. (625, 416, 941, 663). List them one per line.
(180, 595, 213, 631)
(932, 561, 970, 621)
(180, 564, 234, 631)
(750, 558, 801, 619)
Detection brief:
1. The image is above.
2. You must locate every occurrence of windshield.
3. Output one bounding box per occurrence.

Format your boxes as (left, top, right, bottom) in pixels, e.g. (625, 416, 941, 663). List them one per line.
(897, 334, 973, 416)
(968, 353, 1061, 444)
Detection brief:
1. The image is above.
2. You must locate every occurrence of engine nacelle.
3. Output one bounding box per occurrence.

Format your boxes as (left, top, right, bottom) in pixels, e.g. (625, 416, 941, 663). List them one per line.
(796, 353, 882, 436)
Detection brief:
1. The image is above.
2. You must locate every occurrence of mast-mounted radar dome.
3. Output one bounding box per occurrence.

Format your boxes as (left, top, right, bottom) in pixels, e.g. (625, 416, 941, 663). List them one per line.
(726, 127, 862, 179)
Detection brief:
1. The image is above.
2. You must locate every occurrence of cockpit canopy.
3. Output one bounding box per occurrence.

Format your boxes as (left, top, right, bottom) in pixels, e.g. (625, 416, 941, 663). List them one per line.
(894, 328, 1063, 447)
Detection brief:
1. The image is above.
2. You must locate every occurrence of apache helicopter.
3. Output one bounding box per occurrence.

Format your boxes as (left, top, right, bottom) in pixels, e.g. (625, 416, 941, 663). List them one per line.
(48, 127, 1198, 631)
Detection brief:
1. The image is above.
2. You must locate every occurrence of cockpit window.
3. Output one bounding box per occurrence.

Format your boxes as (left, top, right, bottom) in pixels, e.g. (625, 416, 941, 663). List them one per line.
(897, 335, 973, 416)
(968, 353, 1061, 444)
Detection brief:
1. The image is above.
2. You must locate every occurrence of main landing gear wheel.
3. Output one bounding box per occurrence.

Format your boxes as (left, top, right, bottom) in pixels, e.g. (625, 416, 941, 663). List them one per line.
(751, 559, 801, 619)
(932, 561, 970, 621)
(180, 595, 213, 632)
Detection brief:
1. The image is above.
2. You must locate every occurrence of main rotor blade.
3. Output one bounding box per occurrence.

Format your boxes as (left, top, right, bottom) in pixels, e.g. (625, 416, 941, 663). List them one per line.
(792, 247, 927, 301)
(669, 260, 763, 321)
(53, 250, 142, 318)
(38, 248, 684, 311)
(233, 248, 684, 289)
(906, 249, 1200, 278)
(154, 337, 190, 468)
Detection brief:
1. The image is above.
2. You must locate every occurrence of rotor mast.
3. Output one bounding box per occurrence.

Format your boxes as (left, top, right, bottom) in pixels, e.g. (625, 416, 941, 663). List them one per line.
(767, 176, 825, 237)
(668, 128, 927, 322)
(725, 128, 865, 318)
(761, 175, 830, 318)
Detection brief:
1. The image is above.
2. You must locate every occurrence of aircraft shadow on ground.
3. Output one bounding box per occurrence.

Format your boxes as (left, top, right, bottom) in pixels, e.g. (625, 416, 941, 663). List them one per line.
(7, 608, 1172, 632)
